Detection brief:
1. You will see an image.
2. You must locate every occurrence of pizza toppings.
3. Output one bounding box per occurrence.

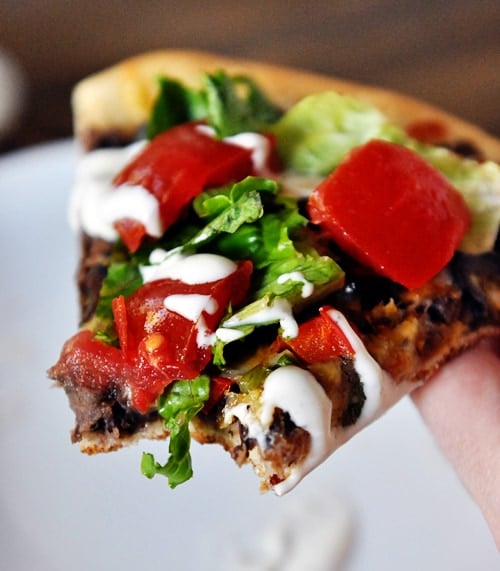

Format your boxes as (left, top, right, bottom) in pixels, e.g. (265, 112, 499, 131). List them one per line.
(308, 139, 471, 288)
(51, 68, 500, 493)
(112, 122, 255, 251)
(284, 306, 354, 363)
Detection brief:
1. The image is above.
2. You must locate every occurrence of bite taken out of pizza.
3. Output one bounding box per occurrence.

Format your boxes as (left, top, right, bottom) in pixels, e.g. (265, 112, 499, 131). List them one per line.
(48, 50, 500, 494)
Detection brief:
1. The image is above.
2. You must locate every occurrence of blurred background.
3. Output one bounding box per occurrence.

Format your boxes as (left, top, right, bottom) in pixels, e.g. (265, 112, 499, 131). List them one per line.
(0, 0, 499, 151)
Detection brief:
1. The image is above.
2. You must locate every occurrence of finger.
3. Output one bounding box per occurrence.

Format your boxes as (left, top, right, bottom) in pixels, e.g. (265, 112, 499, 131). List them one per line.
(411, 341, 500, 547)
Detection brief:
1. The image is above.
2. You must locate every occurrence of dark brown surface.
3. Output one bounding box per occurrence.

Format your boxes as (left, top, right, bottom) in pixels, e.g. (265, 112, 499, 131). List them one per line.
(1, 0, 499, 152)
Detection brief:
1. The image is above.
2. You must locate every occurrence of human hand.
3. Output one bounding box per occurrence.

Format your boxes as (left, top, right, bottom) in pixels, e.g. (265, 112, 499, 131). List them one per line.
(411, 339, 500, 548)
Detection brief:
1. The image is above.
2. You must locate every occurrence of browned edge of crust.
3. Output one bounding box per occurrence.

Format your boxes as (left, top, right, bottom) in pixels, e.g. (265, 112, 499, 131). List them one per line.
(72, 49, 500, 161)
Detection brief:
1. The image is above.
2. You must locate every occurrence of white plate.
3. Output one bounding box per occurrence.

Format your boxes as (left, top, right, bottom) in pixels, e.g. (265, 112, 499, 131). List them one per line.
(0, 141, 497, 571)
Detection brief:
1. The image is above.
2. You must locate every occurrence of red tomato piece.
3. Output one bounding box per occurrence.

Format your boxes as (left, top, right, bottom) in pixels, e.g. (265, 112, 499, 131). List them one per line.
(307, 139, 471, 289)
(112, 122, 254, 249)
(203, 376, 233, 413)
(285, 306, 354, 363)
(113, 218, 147, 254)
(48, 330, 165, 403)
(405, 119, 448, 144)
(115, 259, 253, 411)
(51, 262, 253, 414)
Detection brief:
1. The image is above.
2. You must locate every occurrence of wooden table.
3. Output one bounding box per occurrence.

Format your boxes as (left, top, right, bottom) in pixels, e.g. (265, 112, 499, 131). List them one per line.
(1, 0, 499, 151)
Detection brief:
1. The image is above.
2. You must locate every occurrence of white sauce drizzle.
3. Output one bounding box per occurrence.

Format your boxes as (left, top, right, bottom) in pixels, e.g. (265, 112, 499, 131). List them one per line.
(261, 366, 333, 494)
(140, 249, 237, 285)
(69, 141, 165, 240)
(139, 249, 238, 348)
(164, 293, 219, 348)
(326, 308, 383, 424)
(163, 293, 217, 322)
(223, 308, 409, 495)
(222, 297, 298, 339)
(195, 124, 271, 173)
(225, 132, 271, 173)
(215, 327, 247, 343)
(277, 271, 314, 298)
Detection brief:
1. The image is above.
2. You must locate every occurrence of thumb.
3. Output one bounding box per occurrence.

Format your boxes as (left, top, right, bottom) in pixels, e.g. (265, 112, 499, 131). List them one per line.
(411, 341, 500, 547)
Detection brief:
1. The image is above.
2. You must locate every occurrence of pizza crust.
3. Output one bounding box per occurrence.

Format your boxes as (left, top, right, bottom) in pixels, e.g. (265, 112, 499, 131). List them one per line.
(72, 49, 500, 161)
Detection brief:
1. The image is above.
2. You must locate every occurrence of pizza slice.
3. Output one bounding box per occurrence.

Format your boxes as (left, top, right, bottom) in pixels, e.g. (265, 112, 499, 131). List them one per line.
(48, 50, 500, 494)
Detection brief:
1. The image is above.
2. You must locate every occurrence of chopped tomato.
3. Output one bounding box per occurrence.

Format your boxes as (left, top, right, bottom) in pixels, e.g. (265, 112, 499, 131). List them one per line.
(203, 376, 233, 413)
(51, 261, 253, 413)
(112, 122, 254, 251)
(112, 259, 253, 411)
(405, 119, 448, 144)
(48, 330, 165, 398)
(113, 218, 147, 253)
(285, 306, 354, 363)
(307, 139, 471, 289)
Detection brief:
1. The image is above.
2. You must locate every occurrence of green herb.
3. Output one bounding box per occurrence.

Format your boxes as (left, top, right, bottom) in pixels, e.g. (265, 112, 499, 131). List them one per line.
(146, 71, 283, 140)
(90, 260, 143, 344)
(203, 71, 283, 137)
(147, 77, 206, 139)
(185, 177, 278, 249)
(141, 376, 210, 488)
(95, 261, 143, 320)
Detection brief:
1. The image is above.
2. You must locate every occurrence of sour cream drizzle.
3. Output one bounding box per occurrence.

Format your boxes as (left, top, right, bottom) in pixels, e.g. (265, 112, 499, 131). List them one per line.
(70, 129, 272, 242)
(196, 124, 271, 172)
(140, 248, 237, 284)
(224, 308, 407, 495)
(69, 141, 163, 241)
(141, 249, 237, 347)
(277, 271, 314, 298)
(222, 297, 299, 340)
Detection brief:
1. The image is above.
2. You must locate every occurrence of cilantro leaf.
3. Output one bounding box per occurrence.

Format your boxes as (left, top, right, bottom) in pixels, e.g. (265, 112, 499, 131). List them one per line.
(185, 177, 278, 249)
(95, 261, 143, 321)
(141, 376, 210, 488)
(146, 71, 282, 140)
(204, 71, 283, 137)
(147, 77, 207, 139)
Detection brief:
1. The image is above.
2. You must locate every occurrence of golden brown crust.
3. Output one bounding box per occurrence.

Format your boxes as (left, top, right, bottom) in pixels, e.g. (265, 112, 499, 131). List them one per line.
(72, 49, 500, 161)
(78, 418, 168, 454)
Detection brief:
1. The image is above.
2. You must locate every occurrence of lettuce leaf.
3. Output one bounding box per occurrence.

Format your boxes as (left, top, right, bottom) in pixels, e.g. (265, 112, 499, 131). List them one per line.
(185, 177, 278, 249)
(141, 376, 210, 488)
(203, 71, 283, 137)
(272, 90, 500, 253)
(147, 71, 282, 140)
(272, 91, 403, 175)
(410, 143, 500, 253)
(147, 77, 207, 139)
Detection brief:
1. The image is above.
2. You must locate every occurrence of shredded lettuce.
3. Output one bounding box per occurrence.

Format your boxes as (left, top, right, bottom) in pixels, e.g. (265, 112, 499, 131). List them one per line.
(141, 376, 210, 488)
(272, 90, 500, 253)
(272, 91, 403, 175)
(203, 71, 283, 137)
(410, 143, 500, 253)
(185, 177, 278, 249)
(92, 259, 143, 344)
